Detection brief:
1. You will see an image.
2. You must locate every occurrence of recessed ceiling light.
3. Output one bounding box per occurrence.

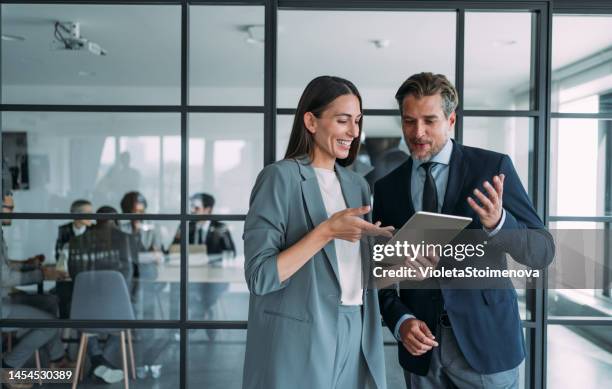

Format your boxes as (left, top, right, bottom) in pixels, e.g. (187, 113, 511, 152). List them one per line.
(244, 25, 264, 45)
(370, 39, 390, 49)
(492, 40, 517, 47)
(2, 34, 25, 42)
(78, 71, 96, 77)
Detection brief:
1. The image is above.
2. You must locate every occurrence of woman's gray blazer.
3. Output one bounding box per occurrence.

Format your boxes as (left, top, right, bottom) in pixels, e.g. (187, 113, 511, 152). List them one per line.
(242, 156, 387, 389)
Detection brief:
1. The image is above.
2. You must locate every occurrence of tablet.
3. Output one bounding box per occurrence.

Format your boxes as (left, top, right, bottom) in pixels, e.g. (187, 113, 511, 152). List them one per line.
(376, 211, 472, 264)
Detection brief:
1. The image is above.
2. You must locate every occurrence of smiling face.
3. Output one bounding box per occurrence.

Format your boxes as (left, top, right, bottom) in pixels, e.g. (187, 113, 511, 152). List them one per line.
(304, 94, 362, 169)
(401, 93, 455, 162)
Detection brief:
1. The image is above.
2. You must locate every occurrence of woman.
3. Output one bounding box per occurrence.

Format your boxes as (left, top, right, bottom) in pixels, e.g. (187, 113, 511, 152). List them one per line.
(242, 76, 393, 389)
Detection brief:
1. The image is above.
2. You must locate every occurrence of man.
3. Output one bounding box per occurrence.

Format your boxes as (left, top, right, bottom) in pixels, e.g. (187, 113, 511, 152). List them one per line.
(54, 199, 93, 261)
(119, 191, 163, 253)
(174, 193, 236, 255)
(54, 199, 93, 318)
(1, 191, 71, 389)
(374, 73, 555, 388)
(172, 193, 235, 336)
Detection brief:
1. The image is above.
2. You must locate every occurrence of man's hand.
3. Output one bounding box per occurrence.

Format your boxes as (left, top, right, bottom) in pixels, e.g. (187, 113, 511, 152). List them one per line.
(467, 174, 505, 230)
(42, 266, 68, 281)
(399, 318, 439, 356)
(24, 254, 45, 267)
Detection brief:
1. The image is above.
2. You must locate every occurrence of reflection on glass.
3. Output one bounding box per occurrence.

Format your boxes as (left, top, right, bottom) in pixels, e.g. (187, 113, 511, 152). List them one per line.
(185, 221, 247, 321)
(464, 12, 534, 110)
(189, 114, 263, 214)
(552, 15, 612, 114)
(463, 117, 534, 194)
(188, 330, 246, 388)
(517, 288, 530, 322)
(548, 221, 612, 318)
(1, 218, 180, 321)
(277, 115, 457, 189)
(277, 10, 455, 109)
(1, 112, 181, 213)
(190, 6, 264, 106)
(549, 119, 611, 217)
(0, 328, 178, 386)
(1, 4, 181, 105)
(276, 115, 409, 184)
(547, 325, 612, 388)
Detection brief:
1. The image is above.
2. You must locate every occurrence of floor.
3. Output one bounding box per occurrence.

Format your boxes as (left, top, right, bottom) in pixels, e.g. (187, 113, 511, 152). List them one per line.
(9, 290, 612, 389)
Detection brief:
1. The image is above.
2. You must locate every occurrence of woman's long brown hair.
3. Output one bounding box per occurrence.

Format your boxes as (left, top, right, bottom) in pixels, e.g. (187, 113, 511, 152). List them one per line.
(284, 76, 362, 167)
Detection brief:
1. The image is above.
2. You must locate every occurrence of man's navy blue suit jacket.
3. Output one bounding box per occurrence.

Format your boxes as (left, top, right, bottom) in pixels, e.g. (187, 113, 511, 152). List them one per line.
(374, 140, 555, 376)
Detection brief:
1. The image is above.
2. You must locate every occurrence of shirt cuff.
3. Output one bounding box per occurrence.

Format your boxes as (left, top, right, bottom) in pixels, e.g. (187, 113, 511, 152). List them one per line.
(484, 209, 506, 237)
(394, 313, 416, 341)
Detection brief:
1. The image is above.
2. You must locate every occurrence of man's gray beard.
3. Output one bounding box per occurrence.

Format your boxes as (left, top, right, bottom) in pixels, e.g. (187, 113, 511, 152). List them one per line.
(408, 137, 450, 162)
(411, 152, 432, 162)
(409, 144, 440, 162)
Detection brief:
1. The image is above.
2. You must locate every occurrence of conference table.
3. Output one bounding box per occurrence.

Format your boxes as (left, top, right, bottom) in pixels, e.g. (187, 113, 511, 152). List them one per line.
(138, 251, 245, 284)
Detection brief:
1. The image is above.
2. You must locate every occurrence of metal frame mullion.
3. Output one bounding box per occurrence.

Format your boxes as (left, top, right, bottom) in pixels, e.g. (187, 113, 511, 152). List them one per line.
(278, 0, 543, 11)
(462, 110, 539, 117)
(263, 0, 277, 164)
(0, 0, 267, 4)
(549, 216, 612, 223)
(189, 0, 264, 4)
(454, 8, 464, 144)
(553, 0, 612, 13)
(551, 112, 612, 119)
(0, 105, 265, 113)
(547, 317, 612, 325)
(180, 1, 189, 388)
(0, 319, 250, 329)
(535, 2, 552, 388)
(0, 104, 182, 112)
(0, 0, 3, 325)
(0, 213, 247, 221)
(0, 0, 182, 4)
(188, 106, 264, 113)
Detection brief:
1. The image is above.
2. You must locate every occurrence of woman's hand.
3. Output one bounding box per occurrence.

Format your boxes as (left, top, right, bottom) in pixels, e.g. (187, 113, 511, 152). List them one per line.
(276, 206, 393, 283)
(320, 205, 394, 242)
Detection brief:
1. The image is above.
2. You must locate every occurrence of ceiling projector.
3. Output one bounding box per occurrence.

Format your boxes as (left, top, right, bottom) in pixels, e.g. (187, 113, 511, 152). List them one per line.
(53, 21, 107, 56)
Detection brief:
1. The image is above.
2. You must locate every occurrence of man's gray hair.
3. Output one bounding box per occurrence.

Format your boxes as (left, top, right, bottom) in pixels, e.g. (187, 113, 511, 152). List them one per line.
(395, 72, 459, 118)
(70, 199, 92, 213)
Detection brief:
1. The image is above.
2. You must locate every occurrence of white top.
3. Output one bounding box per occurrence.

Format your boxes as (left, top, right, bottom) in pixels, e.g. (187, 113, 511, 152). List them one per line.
(72, 224, 87, 237)
(196, 221, 211, 243)
(314, 167, 363, 306)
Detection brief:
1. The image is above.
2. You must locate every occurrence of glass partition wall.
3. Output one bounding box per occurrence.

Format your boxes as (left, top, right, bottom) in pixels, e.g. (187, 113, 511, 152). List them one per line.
(1, 1, 611, 388)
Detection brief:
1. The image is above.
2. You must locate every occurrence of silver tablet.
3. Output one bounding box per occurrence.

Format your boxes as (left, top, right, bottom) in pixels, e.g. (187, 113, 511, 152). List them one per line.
(376, 211, 472, 264)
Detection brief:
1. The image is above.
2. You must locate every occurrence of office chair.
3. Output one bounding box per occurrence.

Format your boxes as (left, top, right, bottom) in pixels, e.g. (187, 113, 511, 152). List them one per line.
(69, 271, 136, 389)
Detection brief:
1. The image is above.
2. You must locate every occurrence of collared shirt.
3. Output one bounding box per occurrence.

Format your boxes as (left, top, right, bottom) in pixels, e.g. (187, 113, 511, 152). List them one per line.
(393, 139, 506, 340)
(196, 221, 211, 244)
(410, 139, 453, 213)
(72, 224, 87, 237)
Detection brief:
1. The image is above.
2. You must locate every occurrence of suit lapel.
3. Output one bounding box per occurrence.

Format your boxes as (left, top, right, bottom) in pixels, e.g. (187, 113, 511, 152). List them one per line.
(335, 165, 361, 213)
(296, 157, 341, 284)
(441, 141, 468, 214)
(396, 159, 415, 224)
